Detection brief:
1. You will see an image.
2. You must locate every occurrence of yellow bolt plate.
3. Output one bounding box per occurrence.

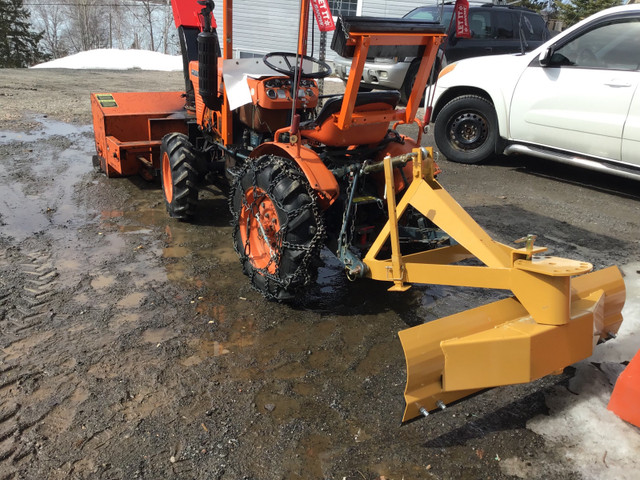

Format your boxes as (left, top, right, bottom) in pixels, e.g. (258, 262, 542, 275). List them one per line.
(514, 256, 592, 276)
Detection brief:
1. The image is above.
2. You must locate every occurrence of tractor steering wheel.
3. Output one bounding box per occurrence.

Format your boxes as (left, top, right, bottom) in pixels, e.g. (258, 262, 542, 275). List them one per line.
(263, 52, 332, 80)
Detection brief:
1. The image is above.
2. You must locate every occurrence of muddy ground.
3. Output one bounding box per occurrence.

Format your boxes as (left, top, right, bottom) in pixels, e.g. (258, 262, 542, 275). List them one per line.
(0, 69, 638, 480)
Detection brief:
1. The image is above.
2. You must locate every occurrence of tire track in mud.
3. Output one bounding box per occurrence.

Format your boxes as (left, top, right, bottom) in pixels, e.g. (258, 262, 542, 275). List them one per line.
(1, 249, 57, 349)
(14, 252, 57, 335)
(0, 245, 60, 478)
(0, 248, 11, 322)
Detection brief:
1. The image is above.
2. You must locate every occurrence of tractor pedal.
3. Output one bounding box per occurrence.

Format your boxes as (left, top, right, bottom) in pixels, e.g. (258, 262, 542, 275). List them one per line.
(352, 195, 382, 206)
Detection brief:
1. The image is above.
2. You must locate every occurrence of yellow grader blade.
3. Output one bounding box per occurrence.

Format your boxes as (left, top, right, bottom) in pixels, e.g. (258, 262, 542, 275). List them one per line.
(361, 148, 626, 422)
(399, 267, 624, 421)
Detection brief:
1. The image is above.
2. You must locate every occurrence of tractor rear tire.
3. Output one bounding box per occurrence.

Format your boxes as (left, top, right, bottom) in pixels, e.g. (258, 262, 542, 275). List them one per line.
(160, 133, 199, 219)
(230, 155, 325, 301)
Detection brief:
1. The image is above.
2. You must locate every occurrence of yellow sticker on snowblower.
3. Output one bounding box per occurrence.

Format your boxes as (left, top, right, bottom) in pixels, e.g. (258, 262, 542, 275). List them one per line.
(96, 94, 117, 108)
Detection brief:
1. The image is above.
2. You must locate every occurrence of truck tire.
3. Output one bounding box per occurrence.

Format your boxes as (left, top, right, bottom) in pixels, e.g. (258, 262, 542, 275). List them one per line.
(434, 95, 498, 165)
(230, 155, 325, 301)
(160, 133, 199, 219)
(400, 59, 438, 105)
(400, 61, 420, 105)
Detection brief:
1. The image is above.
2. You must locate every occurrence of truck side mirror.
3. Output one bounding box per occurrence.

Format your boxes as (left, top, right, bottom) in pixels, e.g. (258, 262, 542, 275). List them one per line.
(539, 47, 553, 67)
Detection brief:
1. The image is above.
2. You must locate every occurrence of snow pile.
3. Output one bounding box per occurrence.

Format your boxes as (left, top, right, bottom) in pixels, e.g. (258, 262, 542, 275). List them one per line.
(526, 262, 640, 480)
(32, 48, 182, 71)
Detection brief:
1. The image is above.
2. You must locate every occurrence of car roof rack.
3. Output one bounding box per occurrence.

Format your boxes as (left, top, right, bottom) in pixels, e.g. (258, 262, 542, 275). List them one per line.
(441, 1, 536, 11)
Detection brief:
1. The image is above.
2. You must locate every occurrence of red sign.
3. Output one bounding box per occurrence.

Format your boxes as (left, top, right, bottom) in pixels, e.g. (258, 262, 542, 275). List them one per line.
(311, 0, 336, 32)
(455, 0, 471, 39)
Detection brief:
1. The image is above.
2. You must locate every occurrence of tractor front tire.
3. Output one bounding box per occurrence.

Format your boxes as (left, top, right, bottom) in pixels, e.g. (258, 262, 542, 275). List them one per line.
(160, 133, 199, 219)
(230, 155, 325, 301)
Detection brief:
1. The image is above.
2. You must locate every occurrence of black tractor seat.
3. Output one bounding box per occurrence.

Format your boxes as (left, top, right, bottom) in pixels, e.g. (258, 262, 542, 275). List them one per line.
(299, 90, 401, 147)
(301, 90, 400, 130)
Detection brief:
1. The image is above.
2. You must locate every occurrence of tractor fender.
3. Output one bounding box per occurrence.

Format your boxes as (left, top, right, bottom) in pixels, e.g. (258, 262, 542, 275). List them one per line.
(249, 142, 339, 209)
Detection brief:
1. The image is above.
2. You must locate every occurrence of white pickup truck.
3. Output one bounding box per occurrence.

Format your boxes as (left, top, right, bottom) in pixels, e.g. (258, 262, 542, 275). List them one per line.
(431, 4, 640, 181)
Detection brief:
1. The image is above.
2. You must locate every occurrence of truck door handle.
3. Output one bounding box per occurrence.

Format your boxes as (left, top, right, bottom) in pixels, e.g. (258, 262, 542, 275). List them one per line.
(605, 80, 632, 88)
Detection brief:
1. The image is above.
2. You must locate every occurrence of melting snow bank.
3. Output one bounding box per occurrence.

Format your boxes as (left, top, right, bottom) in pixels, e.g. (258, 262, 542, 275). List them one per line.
(524, 262, 640, 480)
(32, 48, 183, 71)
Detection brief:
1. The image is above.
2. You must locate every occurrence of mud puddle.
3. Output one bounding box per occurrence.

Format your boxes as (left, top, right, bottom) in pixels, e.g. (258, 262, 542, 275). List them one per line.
(0, 115, 92, 144)
(0, 116, 95, 241)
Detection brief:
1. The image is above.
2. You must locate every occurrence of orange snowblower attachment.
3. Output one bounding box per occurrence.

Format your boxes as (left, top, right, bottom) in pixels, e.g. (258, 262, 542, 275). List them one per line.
(91, 91, 189, 178)
(362, 148, 626, 422)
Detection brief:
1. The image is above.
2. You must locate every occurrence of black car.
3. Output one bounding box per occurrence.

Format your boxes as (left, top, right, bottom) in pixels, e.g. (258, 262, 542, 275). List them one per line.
(333, 3, 551, 103)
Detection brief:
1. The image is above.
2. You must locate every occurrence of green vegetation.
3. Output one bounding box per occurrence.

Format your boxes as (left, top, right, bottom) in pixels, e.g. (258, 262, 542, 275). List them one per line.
(0, 0, 45, 67)
(558, 0, 622, 27)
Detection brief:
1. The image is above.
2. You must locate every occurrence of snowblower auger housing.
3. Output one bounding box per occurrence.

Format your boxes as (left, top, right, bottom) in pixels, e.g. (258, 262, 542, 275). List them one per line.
(90, 0, 626, 422)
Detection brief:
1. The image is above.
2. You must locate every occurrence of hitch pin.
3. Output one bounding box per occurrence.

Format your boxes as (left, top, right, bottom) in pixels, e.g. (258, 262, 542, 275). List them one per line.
(515, 234, 538, 260)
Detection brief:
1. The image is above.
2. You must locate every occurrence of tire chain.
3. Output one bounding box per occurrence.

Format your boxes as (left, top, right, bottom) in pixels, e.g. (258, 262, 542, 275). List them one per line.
(229, 155, 326, 300)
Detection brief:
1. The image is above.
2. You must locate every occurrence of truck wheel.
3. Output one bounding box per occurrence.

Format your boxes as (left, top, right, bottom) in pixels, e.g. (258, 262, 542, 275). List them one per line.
(400, 62, 419, 104)
(434, 95, 497, 164)
(400, 60, 437, 105)
(230, 155, 325, 301)
(160, 133, 199, 219)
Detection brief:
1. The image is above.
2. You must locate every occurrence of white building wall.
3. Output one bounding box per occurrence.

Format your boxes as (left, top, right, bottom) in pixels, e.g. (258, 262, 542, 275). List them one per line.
(361, 1, 422, 17)
(215, 0, 421, 61)
(215, 1, 328, 58)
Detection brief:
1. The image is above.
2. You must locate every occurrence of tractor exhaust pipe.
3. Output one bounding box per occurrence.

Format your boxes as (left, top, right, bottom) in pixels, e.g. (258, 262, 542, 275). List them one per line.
(198, 0, 221, 110)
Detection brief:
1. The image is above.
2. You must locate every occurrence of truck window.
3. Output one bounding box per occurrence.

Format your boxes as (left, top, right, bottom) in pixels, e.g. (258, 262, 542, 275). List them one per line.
(469, 12, 492, 39)
(494, 12, 515, 39)
(404, 6, 453, 27)
(520, 12, 548, 41)
(552, 19, 640, 70)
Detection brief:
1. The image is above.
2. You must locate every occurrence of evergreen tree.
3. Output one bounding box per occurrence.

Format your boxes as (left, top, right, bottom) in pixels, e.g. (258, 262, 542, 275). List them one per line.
(519, 0, 549, 13)
(0, 0, 45, 67)
(559, 0, 621, 27)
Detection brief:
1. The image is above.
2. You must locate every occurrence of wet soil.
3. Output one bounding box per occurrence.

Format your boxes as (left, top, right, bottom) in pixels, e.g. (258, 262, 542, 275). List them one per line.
(0, 69, 639, 480)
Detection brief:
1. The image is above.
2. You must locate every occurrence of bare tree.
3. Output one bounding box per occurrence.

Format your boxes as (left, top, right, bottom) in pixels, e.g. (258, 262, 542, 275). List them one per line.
(32, 3, 68, 58)
(161, 2, 174, 54)
(107, 1, 134, 49)
(127, 0, 168, 51)
(29, 0, 176, 56)
(64, 0, 108, 52)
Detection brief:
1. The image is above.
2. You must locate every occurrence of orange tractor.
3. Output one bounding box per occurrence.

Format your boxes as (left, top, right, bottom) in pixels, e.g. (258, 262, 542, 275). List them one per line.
(91, 0, 626, 421)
